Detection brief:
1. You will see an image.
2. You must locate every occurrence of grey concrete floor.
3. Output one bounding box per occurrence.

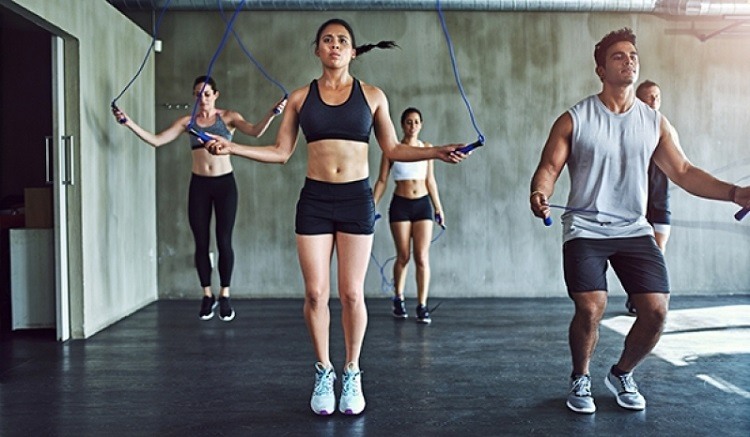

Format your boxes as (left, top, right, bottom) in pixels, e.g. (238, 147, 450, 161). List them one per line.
(0, 295, 748, 436)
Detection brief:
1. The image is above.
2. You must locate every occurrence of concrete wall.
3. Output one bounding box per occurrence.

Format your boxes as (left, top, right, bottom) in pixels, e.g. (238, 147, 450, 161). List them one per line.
(2, 0, 158, 337)
(138, 10, 750, 299)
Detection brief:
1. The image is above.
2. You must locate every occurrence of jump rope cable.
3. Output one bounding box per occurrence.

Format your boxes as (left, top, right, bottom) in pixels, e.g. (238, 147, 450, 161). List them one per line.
(217, 1, 288, 98)
(188, 0, 247, 127)
(436, 0, 485, 144)
(370, 217, 446, 314)
(368, 1, 482, 310)
(111, 0, 173, 109)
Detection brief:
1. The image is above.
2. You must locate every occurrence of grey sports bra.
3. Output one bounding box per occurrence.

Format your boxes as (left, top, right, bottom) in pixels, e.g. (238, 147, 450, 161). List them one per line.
(189, 114, 233, 150)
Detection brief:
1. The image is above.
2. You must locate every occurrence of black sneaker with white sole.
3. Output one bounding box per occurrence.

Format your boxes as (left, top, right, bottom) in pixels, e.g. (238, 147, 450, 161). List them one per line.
(218, 296, 235, 322)
(199, 295, 216, 320)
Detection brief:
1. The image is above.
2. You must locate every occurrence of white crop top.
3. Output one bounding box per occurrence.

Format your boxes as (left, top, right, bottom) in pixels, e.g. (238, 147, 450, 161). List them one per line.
(391, 160, 428, 181)
(391, 141, 429, 181)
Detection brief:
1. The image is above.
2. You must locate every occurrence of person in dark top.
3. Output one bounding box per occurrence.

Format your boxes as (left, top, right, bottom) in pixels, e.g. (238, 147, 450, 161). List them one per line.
(205, 18, 468, 416)
(626, 79, 673, 315)
(112, 76, 285, 322)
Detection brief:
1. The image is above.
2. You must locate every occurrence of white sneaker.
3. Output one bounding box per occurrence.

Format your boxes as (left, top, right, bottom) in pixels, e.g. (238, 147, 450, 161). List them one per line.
(604, 368, 646, 411)
(339, 362, 366, 415)
(310, 362, 336, 415)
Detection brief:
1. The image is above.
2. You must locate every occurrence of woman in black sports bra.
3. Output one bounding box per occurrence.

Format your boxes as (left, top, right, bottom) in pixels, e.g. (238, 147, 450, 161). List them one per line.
(112, 76, 285, 323)
(204, 18, 470, 416)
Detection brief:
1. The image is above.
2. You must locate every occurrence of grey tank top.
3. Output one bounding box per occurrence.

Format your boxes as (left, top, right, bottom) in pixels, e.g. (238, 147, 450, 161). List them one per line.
(189, 114, 233, 149)
(563, 95, 661, 242)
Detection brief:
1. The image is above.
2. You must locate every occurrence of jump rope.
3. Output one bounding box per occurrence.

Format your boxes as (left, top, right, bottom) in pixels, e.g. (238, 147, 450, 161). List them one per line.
(112, 0, 287, 137)
(111, 0, 173, 122)
(369, 1, 487, 306)
(112, 2, 746, 293)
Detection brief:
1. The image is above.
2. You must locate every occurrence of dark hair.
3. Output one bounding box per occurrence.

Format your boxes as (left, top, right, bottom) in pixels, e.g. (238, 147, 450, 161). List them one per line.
(193, 75, 217, 91)
(400, 107, 422, 125)
(636, 80, 659, 96)
(314, 18, 398, 57)
(594, 28, 636, 69)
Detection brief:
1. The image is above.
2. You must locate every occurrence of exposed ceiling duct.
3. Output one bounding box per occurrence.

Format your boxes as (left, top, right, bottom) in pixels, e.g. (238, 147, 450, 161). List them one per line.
(104, 0, 750, 16)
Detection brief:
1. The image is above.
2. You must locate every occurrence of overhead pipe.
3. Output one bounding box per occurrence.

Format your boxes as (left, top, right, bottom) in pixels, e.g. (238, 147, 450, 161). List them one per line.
(105, 0, 750, 15)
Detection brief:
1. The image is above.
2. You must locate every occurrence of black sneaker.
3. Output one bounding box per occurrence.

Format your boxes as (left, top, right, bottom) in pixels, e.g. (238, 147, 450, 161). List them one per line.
(416, 304, 432, 324)
(219, 296, 235, 322)
(199, 295, 216, 320)
(626, 299, 637, 316)
(392, 297, 407, 319)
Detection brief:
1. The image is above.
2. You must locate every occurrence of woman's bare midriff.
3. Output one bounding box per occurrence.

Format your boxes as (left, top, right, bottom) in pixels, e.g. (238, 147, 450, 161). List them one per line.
(306, 139, 370, 183)
(191, 148, 233, 176)
(393, 179, 428, 199)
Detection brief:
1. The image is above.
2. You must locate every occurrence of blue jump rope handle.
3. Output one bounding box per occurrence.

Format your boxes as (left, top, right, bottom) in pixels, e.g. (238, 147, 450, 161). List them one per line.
(457, 139, 484, 154)
(435, 212, 446, 229)
(273, 94, 288, 115)
(111, 102, 127, 124)
(187, 124, 212, 143)
(543, 216, 553, 226)
(735, 207, 750, 221)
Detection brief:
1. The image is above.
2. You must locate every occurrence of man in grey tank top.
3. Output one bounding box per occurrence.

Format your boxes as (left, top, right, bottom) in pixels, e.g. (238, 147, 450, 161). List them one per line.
(529, 28, 750, 414)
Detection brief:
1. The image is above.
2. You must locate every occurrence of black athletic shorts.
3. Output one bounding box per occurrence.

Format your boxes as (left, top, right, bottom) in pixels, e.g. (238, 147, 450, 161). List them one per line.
(295, 177, 375, 235)
(388, 194, 433, 223)
(562, 236, 670, 295)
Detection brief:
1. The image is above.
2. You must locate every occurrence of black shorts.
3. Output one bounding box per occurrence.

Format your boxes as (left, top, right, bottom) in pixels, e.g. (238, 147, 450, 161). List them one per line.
(388, 194, 433, 223)
(295, 178, 375, 235)
(562, 236, 670, 295)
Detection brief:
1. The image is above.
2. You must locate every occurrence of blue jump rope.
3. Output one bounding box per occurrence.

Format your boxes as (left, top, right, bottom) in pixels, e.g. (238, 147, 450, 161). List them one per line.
(111, 0, 173, 122)
(188, 0, 288, 142)
(370, 1, 486, 310)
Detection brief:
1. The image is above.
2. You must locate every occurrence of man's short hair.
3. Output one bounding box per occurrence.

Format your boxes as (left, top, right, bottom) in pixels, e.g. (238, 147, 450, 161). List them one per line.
(636, 80, 660, 96)
(594, 28, 636, 69)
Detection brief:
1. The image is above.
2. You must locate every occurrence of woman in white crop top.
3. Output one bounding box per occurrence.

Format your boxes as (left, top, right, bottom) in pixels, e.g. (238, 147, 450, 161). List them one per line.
(372, 107, 445, 324)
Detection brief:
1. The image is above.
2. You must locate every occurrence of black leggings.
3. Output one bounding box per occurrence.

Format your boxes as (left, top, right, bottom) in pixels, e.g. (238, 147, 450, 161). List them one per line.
(188, 172, 238, 288)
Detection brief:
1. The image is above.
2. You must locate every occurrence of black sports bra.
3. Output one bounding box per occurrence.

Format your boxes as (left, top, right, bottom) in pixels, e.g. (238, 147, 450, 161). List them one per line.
(298, 79, 373, 143)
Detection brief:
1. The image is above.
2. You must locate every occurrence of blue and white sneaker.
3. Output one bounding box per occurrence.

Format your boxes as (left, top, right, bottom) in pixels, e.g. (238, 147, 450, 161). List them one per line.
(339, 362, 366, 415)
(605, 368, 646, 410)
(566, 374, 596, 414)
(311, 362, 336, 416)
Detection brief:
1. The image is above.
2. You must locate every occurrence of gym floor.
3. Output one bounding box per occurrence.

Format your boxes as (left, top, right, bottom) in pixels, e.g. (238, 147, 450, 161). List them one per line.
(0, 295, 748, 436)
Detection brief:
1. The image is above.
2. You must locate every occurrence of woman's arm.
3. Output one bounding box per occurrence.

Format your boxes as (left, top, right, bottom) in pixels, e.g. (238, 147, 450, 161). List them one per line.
(372, 153, 391, 206)
(424, 142, 445, 225)
(112, 106, 187, 147)
(205, 89, 302, 164)
(366, 85, 465, 163)
(227, 97, 287, 138)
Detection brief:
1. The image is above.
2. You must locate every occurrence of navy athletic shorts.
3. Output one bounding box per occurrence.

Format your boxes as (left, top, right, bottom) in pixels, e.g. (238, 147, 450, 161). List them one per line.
(388, 194, 433, 223)
(562, 236, 669, 295)
(295, 178, 375, 235)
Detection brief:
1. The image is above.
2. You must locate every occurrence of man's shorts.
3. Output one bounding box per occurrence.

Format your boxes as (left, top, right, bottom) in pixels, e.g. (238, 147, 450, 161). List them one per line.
(562, 236, 669, 295)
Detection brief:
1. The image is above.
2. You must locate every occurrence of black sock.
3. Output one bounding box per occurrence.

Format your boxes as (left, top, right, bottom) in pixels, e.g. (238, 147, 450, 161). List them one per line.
(611, 365, 628, 376)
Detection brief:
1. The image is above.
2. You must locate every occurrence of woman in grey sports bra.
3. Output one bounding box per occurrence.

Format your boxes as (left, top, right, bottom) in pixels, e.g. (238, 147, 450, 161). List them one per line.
(112, 76, 286, 322)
